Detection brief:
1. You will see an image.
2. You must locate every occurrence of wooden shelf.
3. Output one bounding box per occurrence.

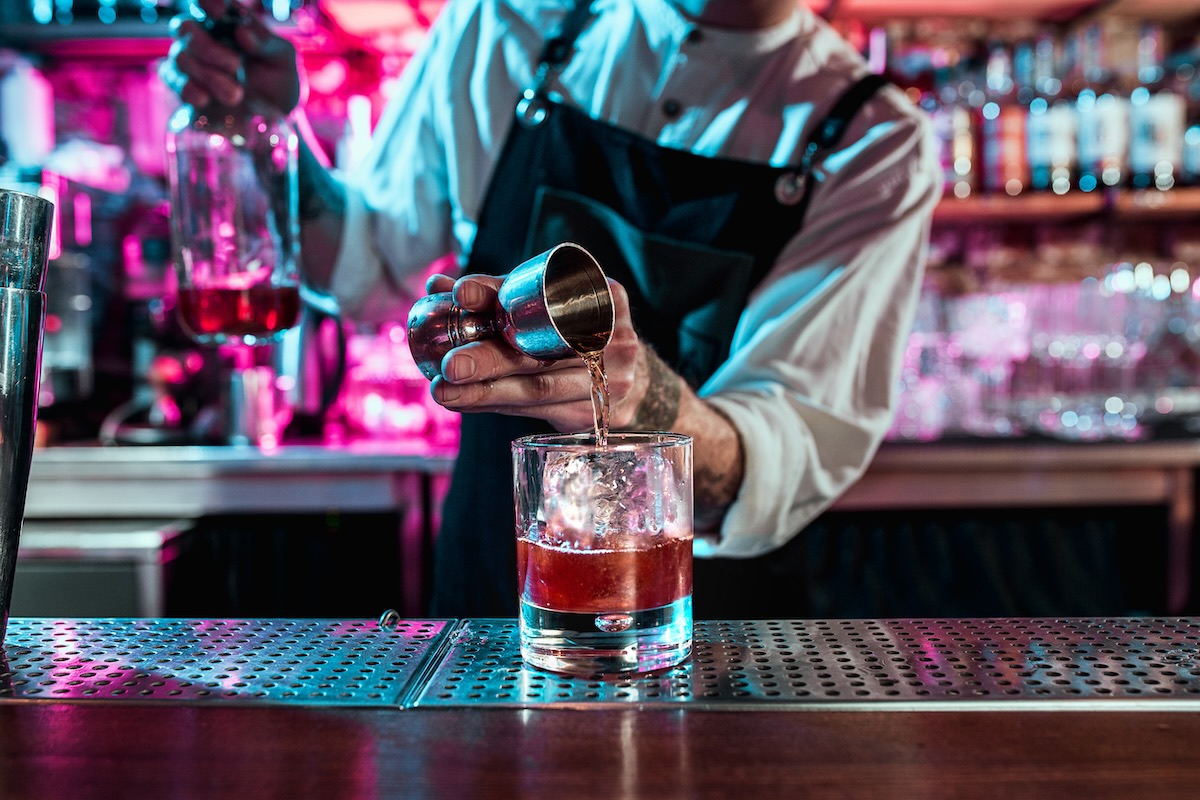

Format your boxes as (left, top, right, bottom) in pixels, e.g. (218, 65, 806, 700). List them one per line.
(824, 0, 1200, 23)
(1112, 186, 1200, 220)
(933, 186, 1200, 225)
(934, 191, 1104, 224)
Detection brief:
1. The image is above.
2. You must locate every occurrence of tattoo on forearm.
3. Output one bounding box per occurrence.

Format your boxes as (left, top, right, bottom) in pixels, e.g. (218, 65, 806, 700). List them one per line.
(694, 407, 743, 528)
(629, 347, 681, 430)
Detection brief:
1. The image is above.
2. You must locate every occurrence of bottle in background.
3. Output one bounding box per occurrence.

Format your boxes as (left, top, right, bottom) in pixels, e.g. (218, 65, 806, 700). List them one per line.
(1075, 22, 1129, 193)
(925, 48, 977, 199)
(950, 43, 986, 198)
(1027, 32, 1076, 194)
(1127, 23, 1185, 191)
(980, 40, 1029, 196)
(1176, 38, 1200, 186)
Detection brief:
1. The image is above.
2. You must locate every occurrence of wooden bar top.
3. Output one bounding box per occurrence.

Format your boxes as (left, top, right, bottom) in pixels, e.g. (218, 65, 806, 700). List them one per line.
(2, 703, 1199, 799)
(3, 616, 1200, 797)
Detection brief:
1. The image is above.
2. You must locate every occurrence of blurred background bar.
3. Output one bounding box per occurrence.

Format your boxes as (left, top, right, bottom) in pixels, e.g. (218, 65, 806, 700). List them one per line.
(2, 0, 1200, 619)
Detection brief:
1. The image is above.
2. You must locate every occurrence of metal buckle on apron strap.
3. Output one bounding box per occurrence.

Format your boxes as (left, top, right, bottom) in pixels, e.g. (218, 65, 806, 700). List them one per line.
(775, 140, 820, 206)
(773, 172, 806, 206)
(517, 89, 549, 128)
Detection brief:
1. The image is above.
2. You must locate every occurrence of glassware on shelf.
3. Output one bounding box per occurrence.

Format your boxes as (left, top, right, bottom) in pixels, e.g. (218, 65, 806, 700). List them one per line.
(889, 280, 950, 442)
(888, 244, 1200, 445)
(1009, 276, 1145, 441)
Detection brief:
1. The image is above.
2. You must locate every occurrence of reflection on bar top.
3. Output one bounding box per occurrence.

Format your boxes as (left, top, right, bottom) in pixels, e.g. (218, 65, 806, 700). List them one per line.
(31, 440, 458, 472)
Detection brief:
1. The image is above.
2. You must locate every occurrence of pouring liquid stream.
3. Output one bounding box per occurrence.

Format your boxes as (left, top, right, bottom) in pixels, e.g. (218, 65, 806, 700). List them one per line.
(582, 350, 609, 447)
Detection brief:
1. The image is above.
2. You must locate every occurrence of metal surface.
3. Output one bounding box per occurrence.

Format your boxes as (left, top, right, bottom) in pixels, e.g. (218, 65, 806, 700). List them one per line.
(0, 189, 53, 291)
(413, 618, 1200, 710)
(1, 189, 53, 641)
(5, 617, 1200, 710)
(24, 442, 455, 519)
(0, 618, 451, 706)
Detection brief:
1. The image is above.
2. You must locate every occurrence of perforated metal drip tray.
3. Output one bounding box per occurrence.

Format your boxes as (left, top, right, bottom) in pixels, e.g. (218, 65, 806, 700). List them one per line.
(412, 618, 1200, 710)
(0, 618, 452, 706)
(5, 617, 1200, 710)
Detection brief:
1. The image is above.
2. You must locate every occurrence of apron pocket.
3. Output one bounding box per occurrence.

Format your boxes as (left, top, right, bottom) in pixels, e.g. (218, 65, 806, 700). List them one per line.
(527, 186, 756, 385)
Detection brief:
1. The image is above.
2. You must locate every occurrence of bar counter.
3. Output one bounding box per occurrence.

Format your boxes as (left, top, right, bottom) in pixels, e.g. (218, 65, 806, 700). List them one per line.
(25, 438, 1200, 612)
(25, 438, 1200, 518)
(3, 616, 1200, 798)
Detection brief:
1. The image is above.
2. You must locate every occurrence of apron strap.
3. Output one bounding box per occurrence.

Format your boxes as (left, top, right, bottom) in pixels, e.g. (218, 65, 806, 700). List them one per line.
(540, 0, 596, 67)
(810, 72, 890, 151)
(530, 0, 596, 95)
(777, 71, 890, 209)
(518, 0, 596, 126)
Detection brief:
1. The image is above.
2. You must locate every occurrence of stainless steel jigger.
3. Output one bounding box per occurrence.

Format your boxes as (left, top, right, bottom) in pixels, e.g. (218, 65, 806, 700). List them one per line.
(407, 242, 615, 380)
(0, 189, 53, 642)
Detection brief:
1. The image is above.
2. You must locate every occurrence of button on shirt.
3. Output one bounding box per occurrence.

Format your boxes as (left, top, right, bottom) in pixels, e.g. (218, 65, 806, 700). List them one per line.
(331, 0, 942, 558)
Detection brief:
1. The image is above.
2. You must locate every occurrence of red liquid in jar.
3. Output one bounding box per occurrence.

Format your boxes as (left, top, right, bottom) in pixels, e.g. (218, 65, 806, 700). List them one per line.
(517, 531, 692, 613)
(177, 285, 301, 340)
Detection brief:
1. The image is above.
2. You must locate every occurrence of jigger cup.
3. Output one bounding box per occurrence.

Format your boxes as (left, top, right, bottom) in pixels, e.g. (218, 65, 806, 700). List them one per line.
(407, 242, 615, 380)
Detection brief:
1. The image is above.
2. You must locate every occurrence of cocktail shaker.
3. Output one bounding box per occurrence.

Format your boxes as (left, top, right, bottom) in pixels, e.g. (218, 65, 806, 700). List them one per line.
(407, 242, 614, 380)
(0, 189, 53, 642)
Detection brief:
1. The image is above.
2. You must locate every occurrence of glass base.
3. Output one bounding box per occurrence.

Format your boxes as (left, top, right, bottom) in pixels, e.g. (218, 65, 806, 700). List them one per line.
(518, 596, 692, 675)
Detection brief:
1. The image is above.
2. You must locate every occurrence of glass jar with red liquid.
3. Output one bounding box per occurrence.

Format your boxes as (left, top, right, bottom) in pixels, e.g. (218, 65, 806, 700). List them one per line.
(165, 8, 300, 346)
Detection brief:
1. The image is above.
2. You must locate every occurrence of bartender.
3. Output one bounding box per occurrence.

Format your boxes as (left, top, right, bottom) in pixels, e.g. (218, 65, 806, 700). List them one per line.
(164, 0, 943, 618)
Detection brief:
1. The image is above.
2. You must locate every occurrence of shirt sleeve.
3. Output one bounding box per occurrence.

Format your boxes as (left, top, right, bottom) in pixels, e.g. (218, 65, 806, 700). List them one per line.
(328, 0, 473, 323)
(697, 87, 942, 558)
(328, 0, 552, 324)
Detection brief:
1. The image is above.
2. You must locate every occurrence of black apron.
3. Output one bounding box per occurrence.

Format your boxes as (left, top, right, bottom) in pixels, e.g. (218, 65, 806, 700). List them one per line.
(429, 3, 887, 617)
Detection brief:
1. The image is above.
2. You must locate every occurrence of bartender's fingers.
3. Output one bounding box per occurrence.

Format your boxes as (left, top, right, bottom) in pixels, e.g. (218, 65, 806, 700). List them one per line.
(439, 338, 566, 387)
(452, 396, 597, 432)
(234, 12, 303, 112)
(433, 362, 592, 413)
(434, 361, 609, 433)
(164, 18, 243, 107)
(190, 0, 231, 20)
(451, 274, 503, 311)
(420, 272, 499, 305)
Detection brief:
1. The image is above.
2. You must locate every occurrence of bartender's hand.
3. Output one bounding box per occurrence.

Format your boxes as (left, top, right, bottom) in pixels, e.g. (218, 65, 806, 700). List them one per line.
(160, 0, 301, 115)
(426, 272, 747, 530)
(426, 273, 657, 434)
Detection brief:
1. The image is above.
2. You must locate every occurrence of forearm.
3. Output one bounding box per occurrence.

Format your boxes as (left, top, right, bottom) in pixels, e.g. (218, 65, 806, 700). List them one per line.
(295, 135, 346, 294)
(625, 347, 744, 532)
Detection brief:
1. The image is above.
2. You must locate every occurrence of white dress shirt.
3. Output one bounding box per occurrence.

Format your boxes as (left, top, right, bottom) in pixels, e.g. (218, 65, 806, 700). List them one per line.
(330, 0, 942, 558)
